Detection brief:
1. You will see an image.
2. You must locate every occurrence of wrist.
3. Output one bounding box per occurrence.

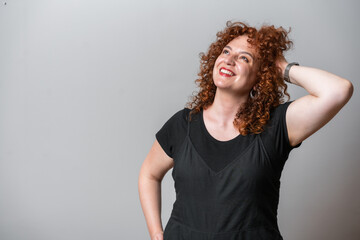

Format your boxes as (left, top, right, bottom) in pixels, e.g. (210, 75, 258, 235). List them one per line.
(151, 231, 163, 240)
(284, 62, 299, 84)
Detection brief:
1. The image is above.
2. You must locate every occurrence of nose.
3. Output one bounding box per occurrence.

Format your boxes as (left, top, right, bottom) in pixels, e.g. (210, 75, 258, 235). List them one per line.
(224, 54, 235, 66)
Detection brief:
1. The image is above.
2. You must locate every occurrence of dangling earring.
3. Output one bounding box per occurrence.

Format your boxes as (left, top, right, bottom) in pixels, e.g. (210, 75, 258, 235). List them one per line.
(250, 88, 257, 99)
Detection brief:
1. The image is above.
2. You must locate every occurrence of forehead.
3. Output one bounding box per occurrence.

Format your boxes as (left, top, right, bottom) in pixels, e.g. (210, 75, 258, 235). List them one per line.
(226, 35, 256, 53)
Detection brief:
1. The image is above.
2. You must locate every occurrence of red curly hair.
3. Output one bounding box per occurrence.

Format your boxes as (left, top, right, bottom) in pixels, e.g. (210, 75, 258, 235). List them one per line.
(185, 20, 294, 135)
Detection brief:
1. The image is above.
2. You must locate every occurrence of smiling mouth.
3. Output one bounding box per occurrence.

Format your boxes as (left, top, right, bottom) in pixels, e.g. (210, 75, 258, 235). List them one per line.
(219, 67, 235, 77)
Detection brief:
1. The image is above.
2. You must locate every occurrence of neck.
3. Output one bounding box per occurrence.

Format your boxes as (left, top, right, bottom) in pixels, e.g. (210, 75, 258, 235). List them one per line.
(205, 88, 248, 126)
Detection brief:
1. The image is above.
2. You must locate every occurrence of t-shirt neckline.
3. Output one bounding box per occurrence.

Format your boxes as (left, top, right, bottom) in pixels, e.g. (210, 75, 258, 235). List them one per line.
(200, 108, 244, 144)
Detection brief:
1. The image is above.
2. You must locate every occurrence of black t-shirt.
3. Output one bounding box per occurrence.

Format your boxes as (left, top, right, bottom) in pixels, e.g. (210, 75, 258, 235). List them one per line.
(156, 101, 302, 173)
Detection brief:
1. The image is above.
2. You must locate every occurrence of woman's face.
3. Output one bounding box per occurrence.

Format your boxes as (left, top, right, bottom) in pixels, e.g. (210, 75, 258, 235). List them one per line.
(212, 35, 259, 95)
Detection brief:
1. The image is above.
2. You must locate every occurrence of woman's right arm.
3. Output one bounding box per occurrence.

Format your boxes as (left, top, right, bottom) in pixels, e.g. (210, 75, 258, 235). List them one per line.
(138, 139, 174, 240)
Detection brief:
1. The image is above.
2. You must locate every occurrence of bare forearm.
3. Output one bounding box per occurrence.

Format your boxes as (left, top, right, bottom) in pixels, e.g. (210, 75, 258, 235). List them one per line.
(138, 174, 163, 239)
(283, 64, 353, 100)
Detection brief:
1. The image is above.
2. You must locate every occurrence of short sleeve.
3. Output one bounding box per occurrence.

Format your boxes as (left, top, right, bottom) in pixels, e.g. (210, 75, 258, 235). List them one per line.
(155, 108, 188, 158)
(279, 101, 302, 150)
(261, 100, 302, 163)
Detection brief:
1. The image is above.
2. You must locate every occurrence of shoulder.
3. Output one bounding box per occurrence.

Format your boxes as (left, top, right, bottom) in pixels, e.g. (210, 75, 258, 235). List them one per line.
(265, 101, 294, 129)
(260, 100, 300, 162)
(155, 107, 191, 158)
(170, 107, 191, 124)
(269, 101, 293, 119)
(158, 107, 190, 133)
(263, 100, 295, 138)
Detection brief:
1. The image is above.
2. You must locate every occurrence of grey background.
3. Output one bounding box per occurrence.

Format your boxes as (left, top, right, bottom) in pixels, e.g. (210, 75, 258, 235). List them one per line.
(0, 0, 359, 239)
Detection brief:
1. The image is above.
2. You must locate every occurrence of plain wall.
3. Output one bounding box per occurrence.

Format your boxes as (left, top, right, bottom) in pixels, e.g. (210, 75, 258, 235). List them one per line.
(0, 0, 359, 239)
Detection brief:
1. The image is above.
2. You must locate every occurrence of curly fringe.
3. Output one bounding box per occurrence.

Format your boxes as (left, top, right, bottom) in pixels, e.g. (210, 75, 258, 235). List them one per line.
(185, 20, 294, 135)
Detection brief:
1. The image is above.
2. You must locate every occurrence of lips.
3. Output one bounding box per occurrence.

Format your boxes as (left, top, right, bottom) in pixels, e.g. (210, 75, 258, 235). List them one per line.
(219, 67, 235, 77)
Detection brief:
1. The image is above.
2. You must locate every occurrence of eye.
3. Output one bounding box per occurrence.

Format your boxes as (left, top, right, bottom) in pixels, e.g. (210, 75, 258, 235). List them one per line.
(222, 49, 229, 54)
(240, 56, 249, 63)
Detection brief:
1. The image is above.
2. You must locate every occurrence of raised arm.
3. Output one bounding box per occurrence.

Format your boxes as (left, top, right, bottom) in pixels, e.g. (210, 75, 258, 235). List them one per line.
(277, 57, 354, 147)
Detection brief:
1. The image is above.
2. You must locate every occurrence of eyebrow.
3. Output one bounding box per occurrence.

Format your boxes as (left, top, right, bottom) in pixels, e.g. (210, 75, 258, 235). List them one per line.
(224, 46, 254, 60)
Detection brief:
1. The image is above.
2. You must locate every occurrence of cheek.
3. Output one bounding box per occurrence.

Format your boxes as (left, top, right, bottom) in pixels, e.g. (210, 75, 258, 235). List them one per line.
(235, 65, 249, 75)
(214, 57, 221, 67)
(213, 58, 221, 73)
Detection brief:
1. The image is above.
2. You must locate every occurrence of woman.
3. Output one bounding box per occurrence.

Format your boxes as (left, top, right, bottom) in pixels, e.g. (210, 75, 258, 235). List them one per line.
(138, 21, 353, 240)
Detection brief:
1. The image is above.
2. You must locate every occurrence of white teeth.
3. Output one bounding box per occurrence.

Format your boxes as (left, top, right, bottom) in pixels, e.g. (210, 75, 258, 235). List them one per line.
(220, 68, 234, 76)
